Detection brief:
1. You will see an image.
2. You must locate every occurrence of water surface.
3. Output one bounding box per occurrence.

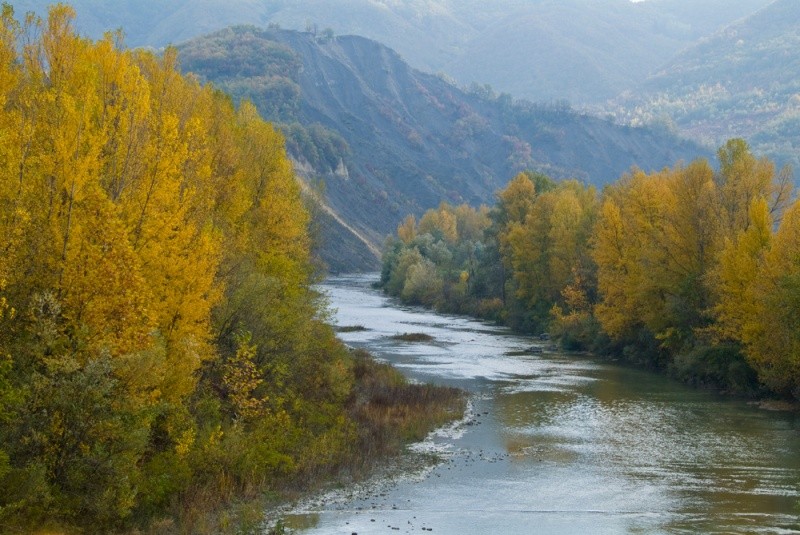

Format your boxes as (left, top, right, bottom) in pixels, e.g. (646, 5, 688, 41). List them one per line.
(286, 274, 800, 534)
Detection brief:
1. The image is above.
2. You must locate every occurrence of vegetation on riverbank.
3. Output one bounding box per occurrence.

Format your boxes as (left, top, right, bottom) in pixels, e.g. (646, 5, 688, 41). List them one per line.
(348, 349, 464, 459)
(391, 333, 435, 343)
(381, 141, 800, 400)
(335, 325, 368, 333)
(156, 350, 465, 535)
(0, 5, 464, 533)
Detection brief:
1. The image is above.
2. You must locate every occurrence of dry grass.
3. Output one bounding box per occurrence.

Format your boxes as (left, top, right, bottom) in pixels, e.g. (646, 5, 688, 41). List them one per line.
(335, 325, 368, 332)
(347, 349, 464, 461)
(134, 349, 464, 535)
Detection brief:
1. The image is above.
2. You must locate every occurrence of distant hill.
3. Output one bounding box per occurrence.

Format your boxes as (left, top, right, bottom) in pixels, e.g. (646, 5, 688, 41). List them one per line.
(11, 0, 772, 103)
(179, 27, 709, 271)
(606, 0, 800, 174)
(440, 0, 774, 103)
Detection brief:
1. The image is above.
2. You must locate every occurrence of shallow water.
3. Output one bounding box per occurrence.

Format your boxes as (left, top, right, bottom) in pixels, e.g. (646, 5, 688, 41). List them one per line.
(285, 274, 800, 534)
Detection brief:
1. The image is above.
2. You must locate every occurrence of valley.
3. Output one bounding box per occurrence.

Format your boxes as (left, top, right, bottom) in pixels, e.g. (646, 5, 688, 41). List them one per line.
(1, 2, 798, 533)
(178, 26, 709, 271)
(12, 0, 796, 271)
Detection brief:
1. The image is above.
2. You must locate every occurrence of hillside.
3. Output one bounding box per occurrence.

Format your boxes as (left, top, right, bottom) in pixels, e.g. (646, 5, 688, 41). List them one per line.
(440, 0, 773, 103)
(179, 27, 709, 271)
(606, 0, 800, 173)
(12, 0, 772, 104)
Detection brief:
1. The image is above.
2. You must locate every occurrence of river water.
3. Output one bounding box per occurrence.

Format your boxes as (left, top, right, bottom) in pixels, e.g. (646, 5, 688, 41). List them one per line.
(285, 274, 800, 534)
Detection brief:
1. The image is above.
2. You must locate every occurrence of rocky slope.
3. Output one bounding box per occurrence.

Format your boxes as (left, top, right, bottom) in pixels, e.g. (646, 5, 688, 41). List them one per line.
(179, 28, 710, 271)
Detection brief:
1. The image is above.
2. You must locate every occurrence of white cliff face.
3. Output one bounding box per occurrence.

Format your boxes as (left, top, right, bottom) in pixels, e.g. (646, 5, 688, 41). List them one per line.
(335, 157, 350, 180)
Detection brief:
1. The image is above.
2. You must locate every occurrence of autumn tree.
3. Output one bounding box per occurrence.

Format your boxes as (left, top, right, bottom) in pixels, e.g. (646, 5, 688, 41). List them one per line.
(593, 160, 721, 352)
(0, 5, 357, 529)
(592, 140, 792, 386)
(505, 179, 598, 331)
(713, 196, 800, 396)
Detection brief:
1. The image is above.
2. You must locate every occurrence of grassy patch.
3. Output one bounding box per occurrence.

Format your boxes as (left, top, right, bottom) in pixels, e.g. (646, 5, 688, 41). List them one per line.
(335, 324, 368, 332)
(390, 332, 434, 342)
(348, 349, 464, 453)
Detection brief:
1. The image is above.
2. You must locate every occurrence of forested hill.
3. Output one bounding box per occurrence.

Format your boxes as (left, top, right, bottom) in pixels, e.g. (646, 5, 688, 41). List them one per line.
(12, 0, 772, 104)
(179, 27, 709, 271)
(607, 0, 800, 176)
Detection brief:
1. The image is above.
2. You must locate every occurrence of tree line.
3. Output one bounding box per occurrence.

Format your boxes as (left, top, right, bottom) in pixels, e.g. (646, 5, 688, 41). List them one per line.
(382, 139, 800, 399)
(0, 5, 463, 532)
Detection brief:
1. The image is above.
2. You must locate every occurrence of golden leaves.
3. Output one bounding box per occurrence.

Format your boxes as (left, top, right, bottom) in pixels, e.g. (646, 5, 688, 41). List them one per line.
(591, 139, 800, 394)
(0, 1, 316, 426)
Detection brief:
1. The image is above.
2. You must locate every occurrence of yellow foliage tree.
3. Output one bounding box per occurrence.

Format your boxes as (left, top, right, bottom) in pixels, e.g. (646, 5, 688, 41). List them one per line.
(0, 5, 356, 527)
(594, 157, 738, 349)
(418, 202, 459, 244)
(710, 198, 772, 343)
(749, 200, 800, 394)
(397, 214, 417, 244)
(505, 179, 597, 328)
(714, 198, 800, 395)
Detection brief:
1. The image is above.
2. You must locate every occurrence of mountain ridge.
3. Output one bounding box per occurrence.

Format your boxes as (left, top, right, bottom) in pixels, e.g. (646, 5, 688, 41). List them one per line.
(12, 0, 774, 104)
(179, 27, 711, 271)
(605, 0, 800, 175)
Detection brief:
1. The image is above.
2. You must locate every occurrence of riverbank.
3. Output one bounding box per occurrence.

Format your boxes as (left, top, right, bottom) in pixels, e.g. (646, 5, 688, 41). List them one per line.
(284, 274, 800, 534)
(135, 349, 466, 535)
(381, 156, 800, 403)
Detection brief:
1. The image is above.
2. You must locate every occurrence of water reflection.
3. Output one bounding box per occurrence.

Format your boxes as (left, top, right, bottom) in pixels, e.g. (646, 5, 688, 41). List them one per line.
(288, 275, 800, 534)
(495, 354, 800, 533)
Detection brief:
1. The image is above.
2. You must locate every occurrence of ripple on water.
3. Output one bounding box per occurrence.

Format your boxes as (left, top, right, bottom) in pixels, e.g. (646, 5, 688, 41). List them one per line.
(305, 275, 800, 535)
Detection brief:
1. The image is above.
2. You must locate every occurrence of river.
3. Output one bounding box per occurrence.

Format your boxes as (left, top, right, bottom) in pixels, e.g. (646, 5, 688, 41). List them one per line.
(284, 274, 800, 534)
